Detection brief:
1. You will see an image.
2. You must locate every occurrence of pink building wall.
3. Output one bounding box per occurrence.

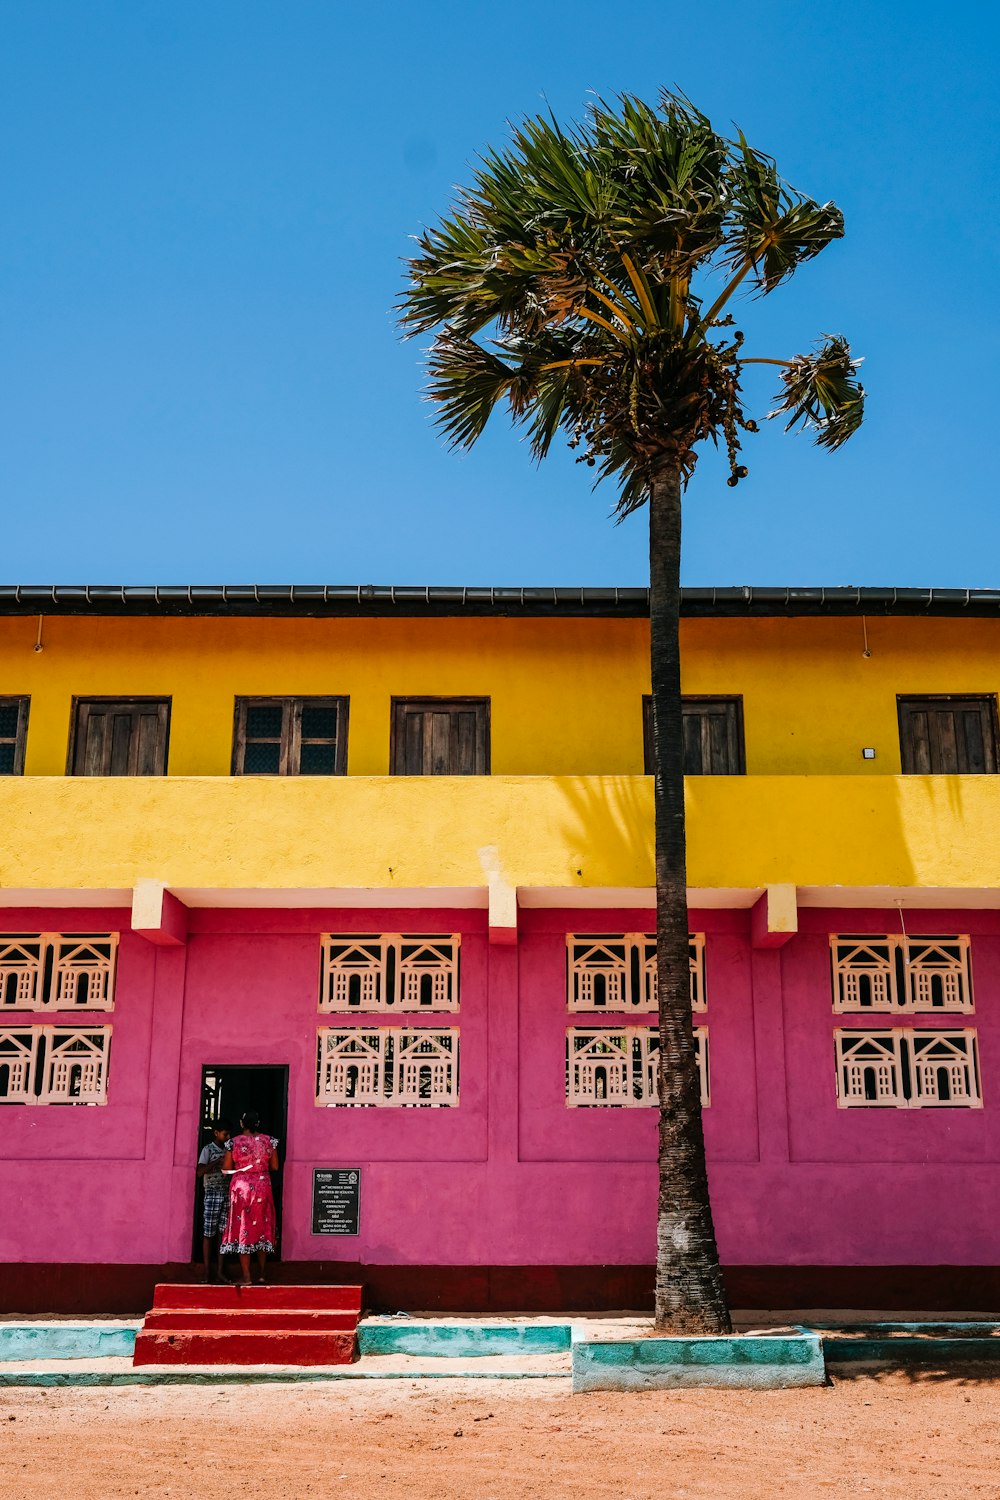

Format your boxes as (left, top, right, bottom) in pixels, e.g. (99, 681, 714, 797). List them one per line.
(3, 904, 999, 1278)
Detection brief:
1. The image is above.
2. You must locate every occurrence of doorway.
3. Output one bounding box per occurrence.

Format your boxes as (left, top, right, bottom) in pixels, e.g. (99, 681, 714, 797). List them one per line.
(192, 1064, 289, 1262)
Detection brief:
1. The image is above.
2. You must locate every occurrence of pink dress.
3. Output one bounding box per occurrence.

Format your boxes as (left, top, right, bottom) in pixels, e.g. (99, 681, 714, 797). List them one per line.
(220, 1133, 278, 1255)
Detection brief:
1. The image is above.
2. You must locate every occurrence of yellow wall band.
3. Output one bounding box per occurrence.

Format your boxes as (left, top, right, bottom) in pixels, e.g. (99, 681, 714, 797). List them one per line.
(4, 613, 1000, 778)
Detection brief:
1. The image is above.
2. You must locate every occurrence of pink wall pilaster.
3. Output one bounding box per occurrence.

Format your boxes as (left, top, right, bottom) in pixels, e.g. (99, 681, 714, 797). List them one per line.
(750, 949, 791, 1167)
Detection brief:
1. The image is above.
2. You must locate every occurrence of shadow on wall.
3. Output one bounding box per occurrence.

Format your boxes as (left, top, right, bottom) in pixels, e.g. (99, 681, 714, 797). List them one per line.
(554, 774, 654, 891)
(548, 773, 996, 898)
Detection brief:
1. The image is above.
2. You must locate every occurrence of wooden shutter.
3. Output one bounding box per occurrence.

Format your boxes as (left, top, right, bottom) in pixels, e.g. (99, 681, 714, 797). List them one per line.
(390, 698, 490, 775)
(232, 697, 348, 775)
(0, 697, 29, 775)
(643, 695, 745, 774)
(898, 696, 999, 774)
(70, 700, 170, 776)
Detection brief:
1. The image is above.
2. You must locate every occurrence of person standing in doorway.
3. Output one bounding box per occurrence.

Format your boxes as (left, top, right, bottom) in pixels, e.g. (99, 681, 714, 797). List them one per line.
(219, 1110, 279, 1285)
(196, 1118, 233, 1283)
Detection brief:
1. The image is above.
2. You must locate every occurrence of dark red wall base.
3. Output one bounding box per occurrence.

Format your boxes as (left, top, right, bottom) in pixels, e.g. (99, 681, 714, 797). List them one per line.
(3, 1263, 1000, 1316)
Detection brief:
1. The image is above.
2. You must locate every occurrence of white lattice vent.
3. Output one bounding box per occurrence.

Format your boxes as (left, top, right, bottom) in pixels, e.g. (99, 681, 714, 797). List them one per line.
(834, 1027, 981, 1108)
(910, 1031, 981, 1106)
(0, 1026, 111, 1105)
(0, 933, 118, 1012)
(905, 939, 972, 1012)
(317, 1027, 459, 1106)
(831, 935, 972, 1013)
(566, 1029, 632, 1104)
(0, 1028, 41, 1102)
(688, 935, 706, 1012)
(567, 934, 705, 1012)
(320, 935, 460, 1012)
(52, 937, 118, 1010)
(0, 938, 45, 1010)
(316, 1028, 386, 1104)
(834, 1029, 906, 1107)
(566, 1026, 709, 1108)
(394, 1029, 459, 1105)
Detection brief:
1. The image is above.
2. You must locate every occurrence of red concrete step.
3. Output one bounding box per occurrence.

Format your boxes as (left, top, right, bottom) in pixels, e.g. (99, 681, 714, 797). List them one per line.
(151, 1283, 362, 1313)
(133, 1329, 356, 1367)
(143, 1308, 358, 1333)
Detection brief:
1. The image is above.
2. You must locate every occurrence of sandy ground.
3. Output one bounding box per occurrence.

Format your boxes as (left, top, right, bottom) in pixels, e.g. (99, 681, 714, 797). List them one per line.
(1, 1371, 998, 1500)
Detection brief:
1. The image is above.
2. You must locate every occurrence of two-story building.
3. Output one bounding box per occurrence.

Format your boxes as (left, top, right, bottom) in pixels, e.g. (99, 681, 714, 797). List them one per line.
(2, 583, 999, 1313)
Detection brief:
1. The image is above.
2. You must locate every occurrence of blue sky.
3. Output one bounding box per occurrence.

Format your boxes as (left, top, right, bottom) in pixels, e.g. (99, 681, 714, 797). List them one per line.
(1, 2, 997, 586)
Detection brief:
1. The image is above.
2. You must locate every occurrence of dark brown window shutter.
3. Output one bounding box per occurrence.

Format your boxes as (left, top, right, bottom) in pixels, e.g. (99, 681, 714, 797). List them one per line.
(0, 697, 29, 775)
(898, 695, 999, 774)
(70, 699, 170, 776)
(643, 695, 745, 775)
(391, 698, 490, 775)
(232, 697, 348, 775)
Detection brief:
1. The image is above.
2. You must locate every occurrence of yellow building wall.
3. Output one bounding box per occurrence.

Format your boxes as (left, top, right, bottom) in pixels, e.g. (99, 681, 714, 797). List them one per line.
(2, 774, 1000, 896)
(2, 611, 1000, 778)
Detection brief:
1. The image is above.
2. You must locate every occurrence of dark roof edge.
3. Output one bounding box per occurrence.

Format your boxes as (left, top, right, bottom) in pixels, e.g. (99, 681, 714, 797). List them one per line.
(0, 585, 999, 619)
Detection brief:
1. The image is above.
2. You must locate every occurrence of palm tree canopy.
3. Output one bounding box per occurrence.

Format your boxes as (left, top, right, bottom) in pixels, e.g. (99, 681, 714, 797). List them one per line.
(400, 91, 865, 513)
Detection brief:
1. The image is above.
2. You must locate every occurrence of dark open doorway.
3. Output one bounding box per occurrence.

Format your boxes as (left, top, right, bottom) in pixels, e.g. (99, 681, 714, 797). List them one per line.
(192, 1064, 289, 1263)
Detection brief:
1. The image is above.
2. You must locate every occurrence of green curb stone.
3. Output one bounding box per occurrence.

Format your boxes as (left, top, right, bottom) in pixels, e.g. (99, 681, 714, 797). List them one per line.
(0, 1326, 139, 1361)
(571, 1331, 826, 1391)
(358, 1323, 572, 1358)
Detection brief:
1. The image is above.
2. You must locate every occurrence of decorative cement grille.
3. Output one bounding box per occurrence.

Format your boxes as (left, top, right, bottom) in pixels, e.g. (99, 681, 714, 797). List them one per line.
(831, 935, 972, 1012)
(0, 1025, 111, 1104)
(0, 933, 118, 1012)
(316, 1026, 459, 1106)
(0, 1028, 40, 1102)
(567, 934, 706, 1012)
(0, 938, 45, 1009)
(834, 1027, 981, 1108)
(394, 1029, 459, 1105)
(909, 1031, 981, 1106)
(316, 1028, 386, 1104)
(566, 1026, 709, 1107)
(320, 935, 460, 1012)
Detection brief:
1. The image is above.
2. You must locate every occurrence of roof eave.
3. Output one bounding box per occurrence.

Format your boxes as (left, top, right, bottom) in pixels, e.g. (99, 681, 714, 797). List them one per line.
(0, 584, 997, 619)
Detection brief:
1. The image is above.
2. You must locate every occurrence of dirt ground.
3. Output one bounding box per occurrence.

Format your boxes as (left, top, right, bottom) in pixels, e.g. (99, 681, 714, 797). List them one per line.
(1, 1370, 997, 1500)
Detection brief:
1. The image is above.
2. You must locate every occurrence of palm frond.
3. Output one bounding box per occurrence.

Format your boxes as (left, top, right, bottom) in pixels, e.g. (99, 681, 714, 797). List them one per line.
(425, 334, 520, 449)
(767, 335, 865, 449)
(401, 90, 864, 497)
(722, 134, 844, 294)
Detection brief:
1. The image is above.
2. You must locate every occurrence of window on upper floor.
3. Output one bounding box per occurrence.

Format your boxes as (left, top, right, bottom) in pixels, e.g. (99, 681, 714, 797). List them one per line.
(0, 697, 29, 775)
(897, 695, 999, 774)
(390, 697, 490, 775)
(643, 695, 745, 775)
(232, 697, 348, 775)
(69, 699, 170, 776)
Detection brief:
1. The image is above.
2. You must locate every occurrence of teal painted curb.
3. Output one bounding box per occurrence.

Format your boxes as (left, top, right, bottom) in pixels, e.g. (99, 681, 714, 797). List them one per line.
(571, 1329, 826, 1392)
(0, 1326, 139, 1361)
(359, 1323, 572, 1357)
(0, 1368, 566, 1388)
(817, 1323, 1000, 1366)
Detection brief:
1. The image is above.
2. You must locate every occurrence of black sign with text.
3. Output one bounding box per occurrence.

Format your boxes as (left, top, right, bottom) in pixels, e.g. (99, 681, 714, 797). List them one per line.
(311, 1168, 361, 1236)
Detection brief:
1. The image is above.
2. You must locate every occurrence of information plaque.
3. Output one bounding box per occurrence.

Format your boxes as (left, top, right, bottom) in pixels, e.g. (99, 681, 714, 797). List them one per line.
(311, 1168, 361, 1236)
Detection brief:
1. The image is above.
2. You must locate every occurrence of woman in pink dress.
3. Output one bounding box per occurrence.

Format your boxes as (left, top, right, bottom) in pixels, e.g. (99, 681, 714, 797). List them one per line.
(219, 1110, 279, 1285)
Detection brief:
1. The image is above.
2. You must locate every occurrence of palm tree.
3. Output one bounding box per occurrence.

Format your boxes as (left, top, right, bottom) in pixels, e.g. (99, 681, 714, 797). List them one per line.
(400, 91, 864, 1333)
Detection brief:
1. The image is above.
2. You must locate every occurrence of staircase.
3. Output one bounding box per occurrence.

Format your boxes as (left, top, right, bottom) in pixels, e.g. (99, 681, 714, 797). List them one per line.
(133, 1283, 363, 1367)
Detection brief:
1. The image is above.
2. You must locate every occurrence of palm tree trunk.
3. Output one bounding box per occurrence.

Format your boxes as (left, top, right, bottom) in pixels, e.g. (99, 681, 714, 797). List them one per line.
(649, 460, 731, 1333)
